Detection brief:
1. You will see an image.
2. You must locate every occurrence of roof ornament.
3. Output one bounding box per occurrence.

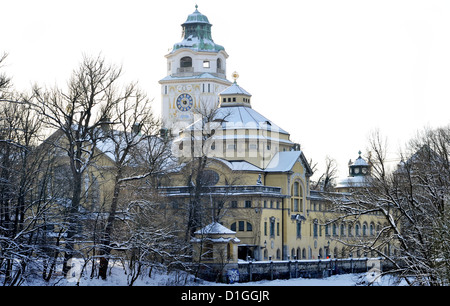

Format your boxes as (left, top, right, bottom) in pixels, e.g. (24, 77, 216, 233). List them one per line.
(232, 71, 239, 83)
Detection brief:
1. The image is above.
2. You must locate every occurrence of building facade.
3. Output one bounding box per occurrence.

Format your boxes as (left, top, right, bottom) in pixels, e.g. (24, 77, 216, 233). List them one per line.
(158, 7, 390, 264)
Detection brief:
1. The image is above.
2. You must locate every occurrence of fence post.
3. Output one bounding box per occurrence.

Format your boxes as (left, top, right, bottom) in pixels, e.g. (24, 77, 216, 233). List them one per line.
(270, 260, 273, 280)
(288, 260, 291, 279)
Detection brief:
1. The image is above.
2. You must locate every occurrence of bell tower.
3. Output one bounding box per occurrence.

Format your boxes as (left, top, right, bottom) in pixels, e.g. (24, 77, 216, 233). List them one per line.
(159, 5, 232, 133)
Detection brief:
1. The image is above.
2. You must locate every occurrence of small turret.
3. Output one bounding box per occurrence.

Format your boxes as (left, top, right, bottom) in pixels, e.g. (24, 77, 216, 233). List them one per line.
(348, 151, 370, 176)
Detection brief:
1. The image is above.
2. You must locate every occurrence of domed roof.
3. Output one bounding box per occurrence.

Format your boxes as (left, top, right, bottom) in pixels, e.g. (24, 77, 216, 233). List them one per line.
(183, 5, 210, 25)
(350, 151, 369, 167)
(172, 5, 225, 53)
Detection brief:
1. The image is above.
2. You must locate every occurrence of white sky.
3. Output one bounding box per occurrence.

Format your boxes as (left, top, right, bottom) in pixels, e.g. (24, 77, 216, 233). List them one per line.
(3, 0, 450, 179)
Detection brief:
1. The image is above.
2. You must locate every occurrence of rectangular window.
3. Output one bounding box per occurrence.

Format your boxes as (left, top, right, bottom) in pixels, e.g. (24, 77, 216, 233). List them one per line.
(294, 183, 299, 196)
(264, 222, 267, 236)
(203, 61, 210, 68)
(231, 200, 238, 208)
(238, 221, 245, 231)
(276, 222, 280, 236)
(297, 222, 302, 238)
(270, 221, 275, 237)
(245, 200, 252, 208)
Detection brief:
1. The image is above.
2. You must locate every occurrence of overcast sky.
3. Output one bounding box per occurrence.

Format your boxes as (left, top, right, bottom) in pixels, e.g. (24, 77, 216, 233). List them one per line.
(3, 0, 450, 178)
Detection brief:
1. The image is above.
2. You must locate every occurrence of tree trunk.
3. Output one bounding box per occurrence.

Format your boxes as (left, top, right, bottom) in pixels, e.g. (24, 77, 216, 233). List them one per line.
(99, 172, 122, 280)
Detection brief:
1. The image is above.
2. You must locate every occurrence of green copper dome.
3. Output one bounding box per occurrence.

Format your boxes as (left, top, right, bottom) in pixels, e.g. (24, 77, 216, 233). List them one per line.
(172, 5, 225, 53)
(183, 5, 210, 25)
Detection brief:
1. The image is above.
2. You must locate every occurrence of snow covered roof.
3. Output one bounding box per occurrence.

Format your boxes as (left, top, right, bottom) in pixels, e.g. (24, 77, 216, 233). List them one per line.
(215, 158, 263, 172)
(171, 6, 225, 53)
(265, 151, 301, 172)
(159, 72, 230, 84)
(265, 151, 314, 175)
(352, 156, 369, 167)
(173, 36, 225, 53)
(214, 106, 290, 135)
(219, 82, 251, 96)
(335, 176, 372, 189)
(195, 222, 236, 235)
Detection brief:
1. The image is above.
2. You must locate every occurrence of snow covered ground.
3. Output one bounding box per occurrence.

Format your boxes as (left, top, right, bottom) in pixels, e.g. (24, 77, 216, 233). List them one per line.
(20, 264, 406, 286)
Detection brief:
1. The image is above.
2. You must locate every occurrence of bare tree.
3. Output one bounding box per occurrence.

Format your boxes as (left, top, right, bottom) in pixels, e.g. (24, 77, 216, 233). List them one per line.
(311, 156, 338, 191)
(32, 54, 124, 276)
(96, 84, 169, 280)
(326, 126, 450, 285)
(0, 94, 48, 285)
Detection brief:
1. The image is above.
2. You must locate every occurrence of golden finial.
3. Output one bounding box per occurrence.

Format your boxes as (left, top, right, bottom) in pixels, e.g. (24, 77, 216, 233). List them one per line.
(232, 71, 239, 83)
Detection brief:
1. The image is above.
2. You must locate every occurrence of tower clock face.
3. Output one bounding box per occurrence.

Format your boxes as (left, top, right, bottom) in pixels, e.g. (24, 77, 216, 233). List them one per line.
(176, 93, 193, 112)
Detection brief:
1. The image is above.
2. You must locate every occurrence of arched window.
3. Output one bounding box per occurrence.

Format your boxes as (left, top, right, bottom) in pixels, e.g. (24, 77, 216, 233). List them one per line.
(355, 223, 361, 236)
(291, 181, 303, 212)
(363, 222, 368, 236)
(231, 221, 252, 232)
(348, 224, 353, 237)
(340, 223, 345, 236)
(370, 223, 375, 236)
(180, 56, 192, 68)
(313, 219, 318, 238)
(246, 222, 253, 232)
(217, 58, 222, 70)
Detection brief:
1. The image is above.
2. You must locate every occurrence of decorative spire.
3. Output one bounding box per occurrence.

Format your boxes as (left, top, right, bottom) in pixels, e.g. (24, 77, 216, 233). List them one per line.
(232, 71, 239, 83)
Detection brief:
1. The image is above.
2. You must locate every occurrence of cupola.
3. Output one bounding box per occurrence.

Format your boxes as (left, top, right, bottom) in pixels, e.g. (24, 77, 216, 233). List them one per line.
(348, 151, 371, 177)
(173, 5, 225, 53)
(219, 72, 252, 107)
